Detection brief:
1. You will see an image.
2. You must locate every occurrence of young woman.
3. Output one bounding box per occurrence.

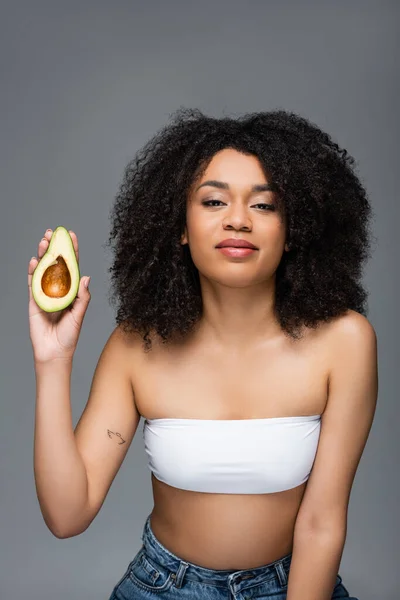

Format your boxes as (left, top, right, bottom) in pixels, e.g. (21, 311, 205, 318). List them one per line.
(29, 108, 378, 599)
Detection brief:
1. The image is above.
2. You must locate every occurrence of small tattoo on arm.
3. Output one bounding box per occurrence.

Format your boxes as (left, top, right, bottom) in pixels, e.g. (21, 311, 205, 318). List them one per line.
(107, 429, 126, 445)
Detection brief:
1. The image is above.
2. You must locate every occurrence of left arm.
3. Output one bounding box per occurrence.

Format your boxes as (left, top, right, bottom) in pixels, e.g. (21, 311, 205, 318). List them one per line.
(286, 311, 378, 600)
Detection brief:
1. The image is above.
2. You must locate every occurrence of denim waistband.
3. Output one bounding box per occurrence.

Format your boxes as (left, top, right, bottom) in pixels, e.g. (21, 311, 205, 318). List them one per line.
(140, 513, 293, 592)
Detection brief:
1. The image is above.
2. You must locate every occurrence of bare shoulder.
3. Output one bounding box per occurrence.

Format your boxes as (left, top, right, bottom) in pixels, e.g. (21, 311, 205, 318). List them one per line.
(316, 309, 376, 387)
(112, 320, 144, 350)
(296, 309, 376, 370)
(111, 321, 147, 376)
(327, 309, 377, 353)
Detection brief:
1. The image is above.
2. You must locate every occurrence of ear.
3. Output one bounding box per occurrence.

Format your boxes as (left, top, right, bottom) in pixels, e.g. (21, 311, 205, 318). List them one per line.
(181, 226, 188, 246)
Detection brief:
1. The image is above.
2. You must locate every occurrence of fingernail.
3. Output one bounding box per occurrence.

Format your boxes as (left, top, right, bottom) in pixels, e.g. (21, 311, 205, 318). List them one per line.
(84, 276, 91, 288)
(46, 229, 52, 233)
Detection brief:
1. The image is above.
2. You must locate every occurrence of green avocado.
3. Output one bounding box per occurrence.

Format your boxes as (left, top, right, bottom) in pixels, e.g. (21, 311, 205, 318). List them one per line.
(32, 226, 80, 312)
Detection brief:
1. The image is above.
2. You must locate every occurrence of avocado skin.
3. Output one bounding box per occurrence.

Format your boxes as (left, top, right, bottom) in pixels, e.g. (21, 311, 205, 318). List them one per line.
(32, 226, 80, 312)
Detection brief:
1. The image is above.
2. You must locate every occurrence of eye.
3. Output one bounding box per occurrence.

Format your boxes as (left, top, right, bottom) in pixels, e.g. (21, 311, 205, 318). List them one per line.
(253, 203, 276, 211)
(201, 200, 276, 211)
(202, 199, 224, 207)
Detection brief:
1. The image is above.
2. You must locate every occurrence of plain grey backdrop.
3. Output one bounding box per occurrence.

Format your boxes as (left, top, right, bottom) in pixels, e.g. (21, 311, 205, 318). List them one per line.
(1, 1, 398, 598)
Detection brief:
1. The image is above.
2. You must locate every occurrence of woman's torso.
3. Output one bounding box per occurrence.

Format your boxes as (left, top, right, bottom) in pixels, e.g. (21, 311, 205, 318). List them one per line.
(127, 320, 334, 570)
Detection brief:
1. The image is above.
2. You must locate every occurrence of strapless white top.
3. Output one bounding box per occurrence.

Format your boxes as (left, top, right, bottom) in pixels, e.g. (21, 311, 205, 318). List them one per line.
(142, 414, 321, 494)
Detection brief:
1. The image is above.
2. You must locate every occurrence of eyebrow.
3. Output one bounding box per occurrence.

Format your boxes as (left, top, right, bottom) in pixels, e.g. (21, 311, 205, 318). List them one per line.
(195, 180, 278, 193)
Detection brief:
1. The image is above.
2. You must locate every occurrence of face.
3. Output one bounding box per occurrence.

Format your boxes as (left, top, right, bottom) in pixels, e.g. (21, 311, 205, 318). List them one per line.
(180, 148, 289, 289)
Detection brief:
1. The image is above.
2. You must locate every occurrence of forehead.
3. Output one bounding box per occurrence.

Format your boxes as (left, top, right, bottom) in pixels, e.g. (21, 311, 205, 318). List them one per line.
(199, 149, 268, 183)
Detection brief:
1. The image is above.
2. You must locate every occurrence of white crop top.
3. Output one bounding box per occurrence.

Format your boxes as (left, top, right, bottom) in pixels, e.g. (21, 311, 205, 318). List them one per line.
(142, 414, 321, 494)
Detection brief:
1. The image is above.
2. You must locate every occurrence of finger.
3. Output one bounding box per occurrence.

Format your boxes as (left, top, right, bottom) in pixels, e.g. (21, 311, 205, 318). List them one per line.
(28, 256, 38, 302)
(37, 231, 52, 259)
(68, 230, 79, 263)
(69, 275, 90, 323)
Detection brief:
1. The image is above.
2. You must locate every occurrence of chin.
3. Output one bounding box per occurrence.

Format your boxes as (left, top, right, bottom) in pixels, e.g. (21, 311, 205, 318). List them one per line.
(207, 273, 264, 288)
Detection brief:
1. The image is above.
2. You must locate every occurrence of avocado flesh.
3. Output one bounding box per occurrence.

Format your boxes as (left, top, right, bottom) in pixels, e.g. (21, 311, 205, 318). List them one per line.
(32, 226, 80, 312)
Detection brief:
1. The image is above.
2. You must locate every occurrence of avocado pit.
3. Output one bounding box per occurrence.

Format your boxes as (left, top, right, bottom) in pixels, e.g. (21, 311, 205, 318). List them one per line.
(41, 255, 72, 298)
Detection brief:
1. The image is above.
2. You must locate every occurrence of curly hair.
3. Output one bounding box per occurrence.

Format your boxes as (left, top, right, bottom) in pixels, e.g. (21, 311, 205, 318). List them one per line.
(106, 107, 375, 352)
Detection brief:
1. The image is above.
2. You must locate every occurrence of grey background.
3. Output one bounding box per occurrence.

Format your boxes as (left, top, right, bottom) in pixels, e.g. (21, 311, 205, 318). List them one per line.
(0, 1, 398, 598)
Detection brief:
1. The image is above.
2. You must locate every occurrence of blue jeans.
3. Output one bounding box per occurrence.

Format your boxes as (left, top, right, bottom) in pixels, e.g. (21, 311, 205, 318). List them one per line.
(108, 513, 358, 599)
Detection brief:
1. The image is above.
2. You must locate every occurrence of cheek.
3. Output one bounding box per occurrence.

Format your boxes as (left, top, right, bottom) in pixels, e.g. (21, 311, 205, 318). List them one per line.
(186, 213, 215, 242)
(266, 221, 287, 246)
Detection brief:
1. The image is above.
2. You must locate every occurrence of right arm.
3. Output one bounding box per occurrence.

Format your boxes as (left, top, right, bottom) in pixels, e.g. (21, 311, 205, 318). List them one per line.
(30, 228, 141, 539)
(34, 327, 141, 539)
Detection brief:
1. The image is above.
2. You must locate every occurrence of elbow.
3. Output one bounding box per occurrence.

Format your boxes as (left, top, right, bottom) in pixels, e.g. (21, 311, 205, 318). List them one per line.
(51, 524, 88, 539)
(51, 527, 71, 539)
(295, 504, 348, 536)
(46, 517, 91, 539)
(41, 501, 95, 539)
(294, 515, 347, 543)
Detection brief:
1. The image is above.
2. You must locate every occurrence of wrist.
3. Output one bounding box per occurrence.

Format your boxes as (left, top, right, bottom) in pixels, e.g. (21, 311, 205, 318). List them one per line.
(34, 356, 74, 372)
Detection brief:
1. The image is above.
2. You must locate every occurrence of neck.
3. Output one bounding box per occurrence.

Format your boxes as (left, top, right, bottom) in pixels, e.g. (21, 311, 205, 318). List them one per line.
(194, 275, 283, 349)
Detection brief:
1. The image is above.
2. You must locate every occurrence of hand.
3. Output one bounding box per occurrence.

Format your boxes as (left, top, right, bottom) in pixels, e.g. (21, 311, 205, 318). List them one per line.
(28, 228, 91, 364)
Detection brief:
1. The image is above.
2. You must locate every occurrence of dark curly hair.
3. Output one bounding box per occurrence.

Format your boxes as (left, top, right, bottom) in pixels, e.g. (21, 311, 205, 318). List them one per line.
(106, 107, 375, 352)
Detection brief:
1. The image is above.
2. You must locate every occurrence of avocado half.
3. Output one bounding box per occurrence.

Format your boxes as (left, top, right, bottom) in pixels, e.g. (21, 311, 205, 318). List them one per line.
(32, 226, 80, 312)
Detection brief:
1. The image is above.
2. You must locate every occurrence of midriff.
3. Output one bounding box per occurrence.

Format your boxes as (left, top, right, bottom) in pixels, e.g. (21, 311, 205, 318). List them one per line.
(149, 473, 308, 570)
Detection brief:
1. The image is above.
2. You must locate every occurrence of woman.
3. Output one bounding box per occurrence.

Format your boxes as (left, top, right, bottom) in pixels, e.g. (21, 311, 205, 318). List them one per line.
(29, 108, 378, 599)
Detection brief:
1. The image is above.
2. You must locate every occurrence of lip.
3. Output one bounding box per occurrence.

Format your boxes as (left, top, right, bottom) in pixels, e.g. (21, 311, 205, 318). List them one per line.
(217, 247, 256, 257)
(215, 238, 258, 249)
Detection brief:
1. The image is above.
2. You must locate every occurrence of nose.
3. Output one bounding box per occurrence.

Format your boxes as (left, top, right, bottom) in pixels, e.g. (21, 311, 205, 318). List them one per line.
(222, 205, 252, 232)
